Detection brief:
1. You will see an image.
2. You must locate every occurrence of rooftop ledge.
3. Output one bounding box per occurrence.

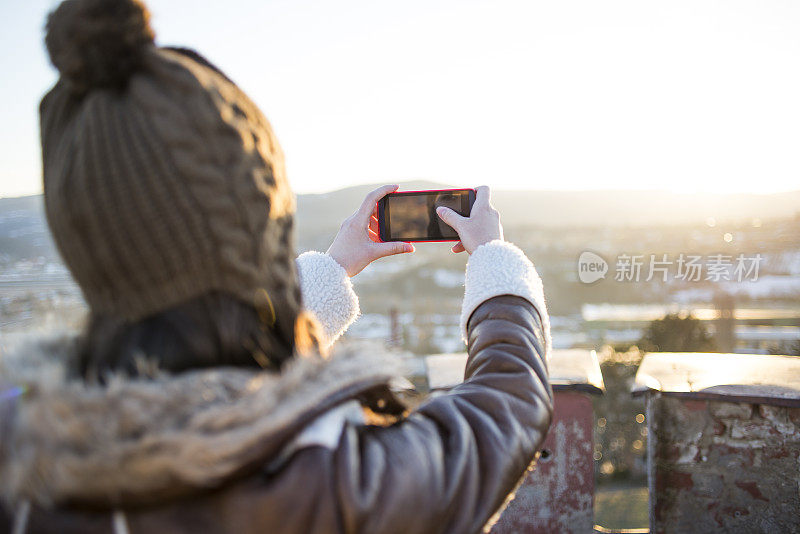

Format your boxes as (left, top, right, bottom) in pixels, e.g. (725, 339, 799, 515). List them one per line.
(425, 349, 605, 394)
(632, 352, 800, 407)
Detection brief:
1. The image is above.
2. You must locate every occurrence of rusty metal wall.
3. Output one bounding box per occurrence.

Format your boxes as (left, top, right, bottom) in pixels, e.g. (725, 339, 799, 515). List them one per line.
(493, 391, 596, 533)
(647, 395, 800, 533)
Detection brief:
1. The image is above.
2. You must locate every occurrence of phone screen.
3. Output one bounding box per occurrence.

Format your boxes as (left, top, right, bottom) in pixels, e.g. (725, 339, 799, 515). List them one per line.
(381, 189, 474, 241)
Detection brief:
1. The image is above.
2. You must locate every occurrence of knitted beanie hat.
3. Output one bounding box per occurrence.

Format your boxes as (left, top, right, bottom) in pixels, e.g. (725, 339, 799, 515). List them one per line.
(40, 0, 301, 325)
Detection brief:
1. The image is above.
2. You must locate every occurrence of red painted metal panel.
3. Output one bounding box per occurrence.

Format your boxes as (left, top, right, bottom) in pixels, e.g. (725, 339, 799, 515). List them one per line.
(493, 391, 596, 533)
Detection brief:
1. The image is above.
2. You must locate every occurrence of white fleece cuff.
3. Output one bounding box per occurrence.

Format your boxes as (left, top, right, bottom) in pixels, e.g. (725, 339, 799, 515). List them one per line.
(460, 240, 551, 356)
(296, 252, 360, 348)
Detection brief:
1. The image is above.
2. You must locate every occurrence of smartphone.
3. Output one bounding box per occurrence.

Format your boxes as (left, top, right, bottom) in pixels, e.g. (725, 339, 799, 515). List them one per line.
(377, 188, 476, 242)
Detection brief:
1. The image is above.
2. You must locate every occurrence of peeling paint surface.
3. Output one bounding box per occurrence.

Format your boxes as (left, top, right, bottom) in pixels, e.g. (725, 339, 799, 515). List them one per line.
(493, 392, 595, 533)
(648, 396, 800, 533)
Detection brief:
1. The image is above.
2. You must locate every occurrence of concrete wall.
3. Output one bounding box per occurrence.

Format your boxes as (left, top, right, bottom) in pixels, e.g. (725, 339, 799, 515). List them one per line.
(647, 394, 800, 533)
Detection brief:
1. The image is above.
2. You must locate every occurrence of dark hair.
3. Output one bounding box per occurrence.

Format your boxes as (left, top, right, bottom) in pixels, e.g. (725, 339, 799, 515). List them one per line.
(74, 292, 322, 381)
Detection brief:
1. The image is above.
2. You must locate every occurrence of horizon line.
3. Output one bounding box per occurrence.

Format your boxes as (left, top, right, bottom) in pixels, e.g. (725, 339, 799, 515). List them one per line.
(3, 184, 800, 201)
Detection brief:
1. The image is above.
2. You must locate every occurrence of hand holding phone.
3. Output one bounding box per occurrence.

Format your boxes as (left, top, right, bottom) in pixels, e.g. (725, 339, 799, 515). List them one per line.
(327, 185, 415, 277)
(436, 186, 503, 254)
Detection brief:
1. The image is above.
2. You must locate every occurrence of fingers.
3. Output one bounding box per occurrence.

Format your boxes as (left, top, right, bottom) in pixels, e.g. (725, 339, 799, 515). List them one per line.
(451, 242, 465, 253)
(358, 184, 399, 219)
(436, 206, 466, 231)
(373, 241, 414, 259)
(474, 185, 491, 209)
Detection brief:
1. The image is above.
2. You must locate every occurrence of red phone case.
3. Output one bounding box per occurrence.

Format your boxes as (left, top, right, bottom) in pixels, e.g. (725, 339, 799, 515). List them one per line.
(376, 188, 476, 243)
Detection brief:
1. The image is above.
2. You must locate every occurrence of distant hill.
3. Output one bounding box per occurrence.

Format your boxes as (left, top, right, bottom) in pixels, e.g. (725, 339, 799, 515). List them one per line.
(0, 195, 45, 215)
(0, 195, 55, 261)
(298, 182, 800, 230)
(491, 188, 800, 228)
(3, 186, 799, 260)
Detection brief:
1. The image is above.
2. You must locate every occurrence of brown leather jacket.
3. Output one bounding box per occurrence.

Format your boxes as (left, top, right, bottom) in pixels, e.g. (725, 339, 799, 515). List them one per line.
(0, 295, 551, 534)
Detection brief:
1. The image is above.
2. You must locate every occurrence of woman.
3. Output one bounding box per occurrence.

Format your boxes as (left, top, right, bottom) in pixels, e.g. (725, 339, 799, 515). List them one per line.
(0, 0, 552, 532)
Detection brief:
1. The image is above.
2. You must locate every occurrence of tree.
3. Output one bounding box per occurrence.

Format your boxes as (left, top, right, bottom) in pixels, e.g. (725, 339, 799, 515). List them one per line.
(768, 340, 800, 357)
(637, 313, 716, 352)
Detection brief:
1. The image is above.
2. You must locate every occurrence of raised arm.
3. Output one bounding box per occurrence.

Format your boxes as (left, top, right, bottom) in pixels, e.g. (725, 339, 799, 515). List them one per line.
(334, 241, 552, 533)
(291, 186, 552, 532)
(296, 251, 360, 347)
(296, 185, 414, 347)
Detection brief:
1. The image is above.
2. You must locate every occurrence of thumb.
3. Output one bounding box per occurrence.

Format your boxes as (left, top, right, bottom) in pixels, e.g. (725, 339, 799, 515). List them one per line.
(437, 206, 466, 230)
(374, 241, 415, 259)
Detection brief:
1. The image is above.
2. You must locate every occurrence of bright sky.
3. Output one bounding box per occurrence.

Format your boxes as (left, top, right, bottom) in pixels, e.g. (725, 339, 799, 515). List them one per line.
(2, 0, 799, 198)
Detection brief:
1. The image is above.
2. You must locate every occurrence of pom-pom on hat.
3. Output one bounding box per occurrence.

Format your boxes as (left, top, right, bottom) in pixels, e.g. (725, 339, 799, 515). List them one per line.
(45, 0, 155, 94)
(40, 0, 301, 331)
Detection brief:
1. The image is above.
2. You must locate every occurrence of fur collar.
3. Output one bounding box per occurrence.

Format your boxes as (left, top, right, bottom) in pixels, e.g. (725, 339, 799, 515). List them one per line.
(0, 334, 405, 509)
